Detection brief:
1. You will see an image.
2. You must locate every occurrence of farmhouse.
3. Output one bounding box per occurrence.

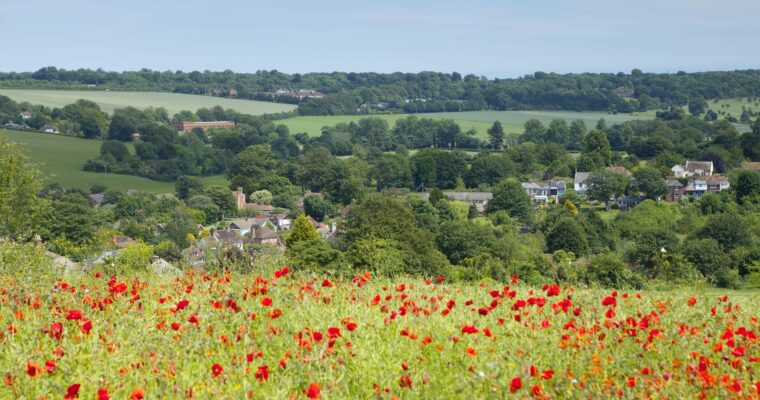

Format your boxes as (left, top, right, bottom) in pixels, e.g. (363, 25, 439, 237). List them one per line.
(573, 172, 590, 196)
(41, 124, 60, 133)
(671, 161, 713, 178)
(172, 121, 235, 132)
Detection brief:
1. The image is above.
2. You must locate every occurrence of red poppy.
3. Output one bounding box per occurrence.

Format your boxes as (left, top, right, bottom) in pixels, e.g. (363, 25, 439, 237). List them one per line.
(312, 331, 323, 342)
(130, 388, 145, 400)
(321, 279, 333, 287)
(346, 322, 357, 331)
(81, 320, 92, 334)
(327, 327, 342, 339)
(188, 314, 199, 325)
(45, 360, 56, 373)
(26, 361, 41, 377)
(605, 308, 616, 318)
(171, 322, 180, 331)
(49, 322, 63, 340)
(97, 388, 110, 400)
(176, 300, 189, 311)
(65, 310, 82, 321)
(601, 296, 617, 307)
(437, 276, 445, 283)
(211, 363, 223, 377)
(306, 382, 321, 398)
(461, 325, 478, 334)
(64, 383, 81, 399)
(732, 346, 746, 357)
(465, 347, 477, 356)
(510, 377, 522, 393)
(255, 365, 269, 382)
(478, 308, 489, 316)
(261, 297, 273, 307)
(541, 369, 554, 380)
(399, 375, 412, 389)
(687, 297, 697, 306)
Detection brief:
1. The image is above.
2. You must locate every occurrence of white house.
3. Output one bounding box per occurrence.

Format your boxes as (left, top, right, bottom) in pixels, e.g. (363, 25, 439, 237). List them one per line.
(672, 161, 714, 178)
(574, 172, 590, 195)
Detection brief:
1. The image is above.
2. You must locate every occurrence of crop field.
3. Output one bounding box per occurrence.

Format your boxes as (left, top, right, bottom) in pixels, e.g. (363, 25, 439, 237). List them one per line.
(1, 129, 226, 193)
(1, 260, 757, 399)
(0, 89, 296, 117)
(281, 110, 650, 139)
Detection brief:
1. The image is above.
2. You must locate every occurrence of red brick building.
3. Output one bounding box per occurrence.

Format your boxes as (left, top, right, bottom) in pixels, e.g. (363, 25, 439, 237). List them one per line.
(172, 121, 235, 132)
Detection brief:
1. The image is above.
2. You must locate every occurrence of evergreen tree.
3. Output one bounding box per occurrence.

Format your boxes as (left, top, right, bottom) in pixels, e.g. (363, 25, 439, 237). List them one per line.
(286, 214, 320, 247)
(487, 121, 505, 150)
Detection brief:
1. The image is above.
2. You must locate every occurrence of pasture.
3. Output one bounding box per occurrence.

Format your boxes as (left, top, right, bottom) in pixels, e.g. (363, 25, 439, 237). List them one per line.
(0, 89, 296, 117)
(1, 128, 226, 193)
(281, 110, 650, 138)
(0, 258, 757, 399)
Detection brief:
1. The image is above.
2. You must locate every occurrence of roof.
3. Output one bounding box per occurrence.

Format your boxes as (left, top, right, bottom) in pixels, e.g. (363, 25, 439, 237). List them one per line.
(704, 175, 729, 184)
(227, 217, 271, 231)
(254, 226, 278, 240)
(89, 193, 105, 204)
(574, 172, 590, 184)
(606, 166, 632, 177)
(251, 203, 274, 211)
(214, 230, 244, 243)
(666, 180, 684, 188)
(442, 192, 493, 201)
(742, 162, 760, 171)
(521, 182, 542, 190)
(684, 161, 713, 172)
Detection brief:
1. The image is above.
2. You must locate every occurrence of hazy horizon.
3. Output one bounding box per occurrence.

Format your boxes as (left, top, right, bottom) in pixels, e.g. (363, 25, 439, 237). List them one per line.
(3, 0, 760, 78)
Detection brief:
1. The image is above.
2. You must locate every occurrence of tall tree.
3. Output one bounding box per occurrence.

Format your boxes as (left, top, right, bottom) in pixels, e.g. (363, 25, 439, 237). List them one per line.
(586, 170, 628, 209)
(486, 179, 532, 221)
(0, 137, 49, 240)
(487, 121, 505, 150)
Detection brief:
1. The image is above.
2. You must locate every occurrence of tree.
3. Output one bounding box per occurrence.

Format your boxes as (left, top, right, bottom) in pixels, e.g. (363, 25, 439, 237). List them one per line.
(304, 195, 334, 222)
(586, 170, 627, 209)
(583, 130, 613, 167)
(286, 214, 320, 248)
(487, 121, 505, 150)
(227, 144, 276, 182)
(688, 99, 707, 116)
(0, 137, 49, 240)
(107, 114, 136, 141)
(372, 154, 412, 190)
(546, 217, 589, 256)
(47, 193, 95, 245)
(249, 190, 273, 205)
(629, 167, 666, 200)
(699, 212, 751, 251)
(164, 207, 198, 248)
(436, 220, 495, 264)
(204, 185, 236, 217)
(175, 176, 204, 200)
(486, 180, 532, 221)
(734, 170, 760, 204)
(100, 140, 129, 162)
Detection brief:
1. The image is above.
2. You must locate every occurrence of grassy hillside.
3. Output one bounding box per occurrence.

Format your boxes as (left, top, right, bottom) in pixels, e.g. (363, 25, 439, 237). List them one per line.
(281, 110, 650, 139)
(1, 128, 226, 193)
(0, 89, 296, 116)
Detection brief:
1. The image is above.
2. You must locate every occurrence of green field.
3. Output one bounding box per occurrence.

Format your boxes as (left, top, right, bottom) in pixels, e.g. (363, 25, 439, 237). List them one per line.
(1, 128, 226, 193)
(281, 110, 651, 138)
(0, 89, 296, 117)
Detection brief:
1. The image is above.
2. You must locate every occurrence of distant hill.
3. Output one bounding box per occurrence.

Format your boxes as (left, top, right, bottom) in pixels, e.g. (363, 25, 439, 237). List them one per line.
(2, 67, 760, 115)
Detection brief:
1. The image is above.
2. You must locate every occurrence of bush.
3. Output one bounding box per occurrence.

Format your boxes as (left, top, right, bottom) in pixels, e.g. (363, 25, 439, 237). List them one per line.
(115, 243, 153, 272)
(583, 253, 644, 289)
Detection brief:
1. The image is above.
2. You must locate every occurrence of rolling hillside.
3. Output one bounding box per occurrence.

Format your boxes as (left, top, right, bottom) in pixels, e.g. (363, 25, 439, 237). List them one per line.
(1, 128, 226, 193)
(0, 89, 296, 117)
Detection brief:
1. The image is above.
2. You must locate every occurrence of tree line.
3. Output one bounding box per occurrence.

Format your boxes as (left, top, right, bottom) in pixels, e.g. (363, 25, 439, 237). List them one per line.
(3, 67, 760, 114)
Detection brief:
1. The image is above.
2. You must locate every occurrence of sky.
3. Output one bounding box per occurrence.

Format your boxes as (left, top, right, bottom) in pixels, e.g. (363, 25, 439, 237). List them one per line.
(3, 0, 759, 78)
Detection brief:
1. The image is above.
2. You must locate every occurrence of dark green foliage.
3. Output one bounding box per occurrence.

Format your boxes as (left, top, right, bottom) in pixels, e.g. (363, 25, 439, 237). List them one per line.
(629, 167, 667, 200)
(734, 170, 760, 204)
(699, 212, 751, 251)
(304, 195, 334, 222)
(436, 221, 495, 264)
(583, 253, 644, 289)
(487, 180, 532, 221)
(175, 176, 204, 200)
(546, 217, 589, 256)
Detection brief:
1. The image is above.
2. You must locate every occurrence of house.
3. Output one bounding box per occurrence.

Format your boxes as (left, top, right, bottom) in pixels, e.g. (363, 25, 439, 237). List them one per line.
(704, 175, 730, 192)
(665, 180, 685, 202)
(742, 162, 760, 171)
(89, 193, 105, 208)
(228, 88, 238, 97)
(574, 172, 591, 196)
(172, 121, 235, 132)
(271, 213, 293, 230)
(606, 166, 632, 177)
(522, 181, 567, 204)
(251, 203, 274, 215)
(671, 161, 713, 178)
(252, 226, 279, 245)
(19, 111, 32, 120)
(184, 228, 250, 266)
(4, 122, 31, 130)
(684, 179, 708, 199)
(226, 217, 276, 236)
(232, 187, 276, 213)
(41, 124, 60, 133)
(521, 182, 544, 201)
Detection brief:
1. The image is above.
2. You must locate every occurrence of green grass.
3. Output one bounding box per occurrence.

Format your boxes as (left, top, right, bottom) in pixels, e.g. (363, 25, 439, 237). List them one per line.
(2, 128, 226, 193)
(281, 110, 651, 139)
(0, 89, 296, 117)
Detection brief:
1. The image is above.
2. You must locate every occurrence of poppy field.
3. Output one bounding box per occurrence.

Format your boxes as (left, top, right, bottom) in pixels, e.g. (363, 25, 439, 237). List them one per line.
(1, 265, 758, 399)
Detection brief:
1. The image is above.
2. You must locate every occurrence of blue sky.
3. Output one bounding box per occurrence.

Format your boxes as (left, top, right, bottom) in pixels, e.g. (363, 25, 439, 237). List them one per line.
(3, 0, 759, 77)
